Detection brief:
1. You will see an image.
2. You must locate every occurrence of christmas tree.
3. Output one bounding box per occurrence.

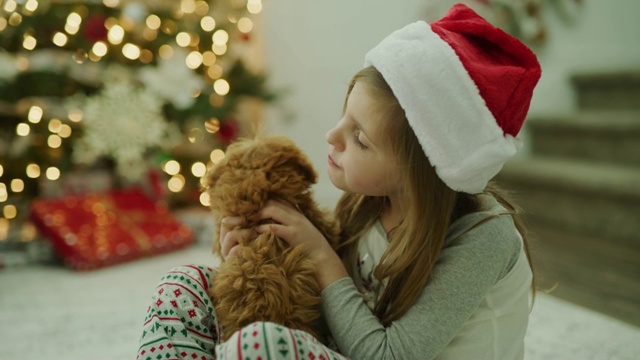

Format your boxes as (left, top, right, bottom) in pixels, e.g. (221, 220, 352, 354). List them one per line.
(0, 0, 274, 254)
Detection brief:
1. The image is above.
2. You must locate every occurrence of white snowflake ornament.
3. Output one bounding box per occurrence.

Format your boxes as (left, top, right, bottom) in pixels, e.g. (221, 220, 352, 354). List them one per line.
(71, 73, 167, 182)
(138, 48, 206, 110)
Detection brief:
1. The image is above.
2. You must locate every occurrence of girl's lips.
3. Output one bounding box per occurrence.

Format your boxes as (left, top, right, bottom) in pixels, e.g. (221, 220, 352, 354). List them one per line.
(328, 155, 340, 169)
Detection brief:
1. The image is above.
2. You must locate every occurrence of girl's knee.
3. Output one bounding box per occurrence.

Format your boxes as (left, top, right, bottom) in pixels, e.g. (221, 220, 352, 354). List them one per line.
(216, 322, 288, 359)
(237, 321, 284, 343)
(216, 322, 331, 359)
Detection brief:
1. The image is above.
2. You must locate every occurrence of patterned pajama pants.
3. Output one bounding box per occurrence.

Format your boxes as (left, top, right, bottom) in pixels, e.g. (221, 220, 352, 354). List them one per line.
(137, 265, 347, 360)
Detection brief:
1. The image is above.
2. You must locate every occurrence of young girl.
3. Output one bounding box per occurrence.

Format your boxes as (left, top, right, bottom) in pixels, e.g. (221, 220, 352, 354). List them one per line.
(138, 3, 541, 359)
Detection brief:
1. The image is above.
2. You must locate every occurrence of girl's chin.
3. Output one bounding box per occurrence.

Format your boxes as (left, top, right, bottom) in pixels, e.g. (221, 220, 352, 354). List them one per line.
(327, 171, 347, 192)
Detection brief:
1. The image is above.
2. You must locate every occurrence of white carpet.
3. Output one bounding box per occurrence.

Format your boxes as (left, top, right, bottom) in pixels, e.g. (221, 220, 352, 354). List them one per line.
(0, 242, 638, 360)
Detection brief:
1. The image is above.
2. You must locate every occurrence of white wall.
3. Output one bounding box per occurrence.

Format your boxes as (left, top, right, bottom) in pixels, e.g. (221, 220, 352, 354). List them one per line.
(261, 0, 640, 207)
(261, 1, 432, 207)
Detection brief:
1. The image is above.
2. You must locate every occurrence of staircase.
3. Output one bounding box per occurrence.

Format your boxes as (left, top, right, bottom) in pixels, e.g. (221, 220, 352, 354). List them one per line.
(496, 70, 640, 327)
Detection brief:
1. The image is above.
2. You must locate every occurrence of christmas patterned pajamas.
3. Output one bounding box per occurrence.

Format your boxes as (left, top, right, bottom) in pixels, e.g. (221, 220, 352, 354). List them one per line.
(137, 265, 347, 360)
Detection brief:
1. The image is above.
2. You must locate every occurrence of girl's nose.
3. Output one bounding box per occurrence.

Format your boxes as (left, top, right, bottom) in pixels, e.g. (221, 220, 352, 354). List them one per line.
(326, 127, 343, 151)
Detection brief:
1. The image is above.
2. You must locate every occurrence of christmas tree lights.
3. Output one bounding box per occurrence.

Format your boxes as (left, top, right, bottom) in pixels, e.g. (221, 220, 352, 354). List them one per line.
(0, 0, 275, 248)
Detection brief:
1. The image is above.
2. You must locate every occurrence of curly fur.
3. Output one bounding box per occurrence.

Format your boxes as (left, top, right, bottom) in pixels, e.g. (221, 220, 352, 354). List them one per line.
(203, 136, 339, 342)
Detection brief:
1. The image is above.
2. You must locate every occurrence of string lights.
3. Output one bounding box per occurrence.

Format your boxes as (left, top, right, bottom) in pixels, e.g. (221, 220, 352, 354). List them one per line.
(0, 0, 271, 245)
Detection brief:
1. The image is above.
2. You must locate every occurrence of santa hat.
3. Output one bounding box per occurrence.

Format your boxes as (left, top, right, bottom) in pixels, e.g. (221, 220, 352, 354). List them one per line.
(364, 3, 541, 194)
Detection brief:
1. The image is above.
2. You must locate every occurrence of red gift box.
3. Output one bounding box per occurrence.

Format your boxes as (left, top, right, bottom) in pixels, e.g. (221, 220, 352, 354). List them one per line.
(30, 188, 194, 270)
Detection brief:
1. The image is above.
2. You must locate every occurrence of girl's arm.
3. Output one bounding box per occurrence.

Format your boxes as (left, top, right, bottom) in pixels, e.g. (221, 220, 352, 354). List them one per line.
(321, 215, 528, 360)
(259, 200, 526, 360)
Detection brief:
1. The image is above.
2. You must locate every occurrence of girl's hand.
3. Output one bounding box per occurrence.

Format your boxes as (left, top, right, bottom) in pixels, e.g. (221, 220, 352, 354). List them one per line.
(255, 200, 332, 262)
(256, 200, 349, 289)
(219, 216, 254, 260)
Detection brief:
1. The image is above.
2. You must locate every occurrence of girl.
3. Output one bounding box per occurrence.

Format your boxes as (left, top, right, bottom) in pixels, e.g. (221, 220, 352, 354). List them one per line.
(138, 3, 541, 359)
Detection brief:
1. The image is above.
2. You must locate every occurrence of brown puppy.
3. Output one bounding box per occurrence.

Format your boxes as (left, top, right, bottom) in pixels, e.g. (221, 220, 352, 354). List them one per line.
(203, 136, 339, 342)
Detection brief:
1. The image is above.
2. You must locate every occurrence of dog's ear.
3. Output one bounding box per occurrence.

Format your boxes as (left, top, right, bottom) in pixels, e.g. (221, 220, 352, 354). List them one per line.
(202, 164, 221, 191)
(204, 138, 272, 222)
(265, 136, 318, 180)
(201, 137, 248, 192)
(274, 150, 317, 186)
(256, 140, 316, 198)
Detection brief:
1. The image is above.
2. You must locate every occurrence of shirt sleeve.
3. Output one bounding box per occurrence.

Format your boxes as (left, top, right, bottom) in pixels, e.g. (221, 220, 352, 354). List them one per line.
(321, 215, 522, 360)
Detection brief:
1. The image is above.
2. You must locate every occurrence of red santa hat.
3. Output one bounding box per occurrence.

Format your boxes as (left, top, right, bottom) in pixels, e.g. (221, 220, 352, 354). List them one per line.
(365, 3, 541, 194)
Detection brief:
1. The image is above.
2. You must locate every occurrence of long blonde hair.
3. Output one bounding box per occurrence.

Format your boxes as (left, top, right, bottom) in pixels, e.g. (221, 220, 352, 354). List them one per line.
(335, 66, 535, 326)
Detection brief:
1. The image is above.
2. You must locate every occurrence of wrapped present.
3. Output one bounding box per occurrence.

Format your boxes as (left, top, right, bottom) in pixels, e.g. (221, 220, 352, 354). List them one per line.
(30, 188, 194, 270)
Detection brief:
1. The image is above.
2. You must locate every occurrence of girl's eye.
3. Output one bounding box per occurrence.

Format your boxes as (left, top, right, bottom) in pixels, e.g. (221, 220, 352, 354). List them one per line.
(353, 130, 368, 150)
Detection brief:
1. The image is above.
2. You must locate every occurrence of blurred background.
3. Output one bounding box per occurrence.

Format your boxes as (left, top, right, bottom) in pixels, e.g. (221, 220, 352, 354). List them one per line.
(0, 0, 638, 359)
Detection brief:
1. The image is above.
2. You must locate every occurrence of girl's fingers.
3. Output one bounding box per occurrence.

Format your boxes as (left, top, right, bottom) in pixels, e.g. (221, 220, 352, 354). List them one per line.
(221, 228, 252, 259)
(220, 231, 236, 259)
(227, 245, 242, 260)
(256, 223, 291, 240)
(258, 200, 298, 224)
(220, 215, 254, 259)
(220, 216, 242, 230)
(220, 201, 304, 259)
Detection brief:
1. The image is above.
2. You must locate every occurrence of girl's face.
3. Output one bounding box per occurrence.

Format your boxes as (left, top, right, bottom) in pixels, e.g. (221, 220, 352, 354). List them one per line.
(326, 82, 401, 198)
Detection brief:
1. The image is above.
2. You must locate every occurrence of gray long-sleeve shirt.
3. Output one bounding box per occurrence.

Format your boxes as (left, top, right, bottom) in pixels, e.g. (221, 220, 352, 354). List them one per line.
(321, 196, 532, 360)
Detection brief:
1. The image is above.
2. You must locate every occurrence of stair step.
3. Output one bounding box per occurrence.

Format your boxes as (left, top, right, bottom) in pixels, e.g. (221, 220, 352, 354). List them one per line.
(529, 221, 640, 328)
(496, 157, 640, 247)
(571, 71, 640, 110)
(526, 111, 640, 166)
